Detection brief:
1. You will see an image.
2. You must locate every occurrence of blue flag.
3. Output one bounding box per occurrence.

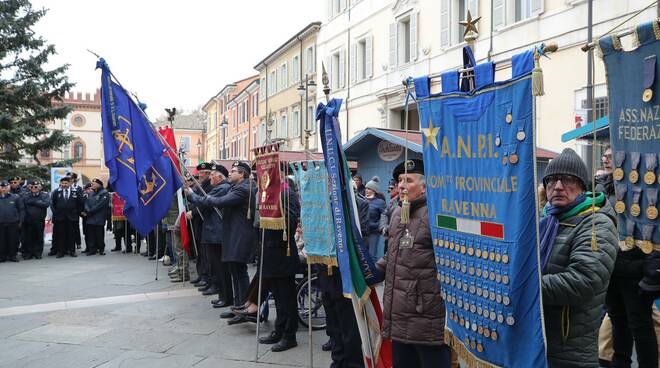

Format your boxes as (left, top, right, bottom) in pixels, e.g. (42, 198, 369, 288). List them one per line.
(97, 59, 181, 236)
(599, 21, 660, 249)
(413, 47, 546, 367)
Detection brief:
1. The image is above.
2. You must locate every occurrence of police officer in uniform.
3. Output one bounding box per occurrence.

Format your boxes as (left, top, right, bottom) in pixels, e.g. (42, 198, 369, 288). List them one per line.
(81, 183, 93, 253)
(189, 162, 214, 288)
(51, 176, 82, 258)
(9, 176, 25, 196)
(83, 178, 110, 255)
(22, 179, 50, 259)
(68, 172, 83, 250)
(0, 180, 24, 262)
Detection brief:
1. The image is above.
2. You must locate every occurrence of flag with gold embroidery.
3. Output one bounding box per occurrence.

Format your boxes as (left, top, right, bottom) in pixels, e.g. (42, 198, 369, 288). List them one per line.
(97, 58, 182, 236)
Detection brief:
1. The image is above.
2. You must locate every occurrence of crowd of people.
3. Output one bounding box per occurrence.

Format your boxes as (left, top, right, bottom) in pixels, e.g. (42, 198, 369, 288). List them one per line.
(1, 148, 659, 367)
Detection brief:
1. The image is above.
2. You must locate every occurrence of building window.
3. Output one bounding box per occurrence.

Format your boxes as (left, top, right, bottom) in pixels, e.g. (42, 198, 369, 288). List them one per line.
(307, 105, 315, 132)
(493, 0, 543, 29)
(40, 149, 50, 158)
(71, 114, 86, 127)
(253, 127, 258, 150)
(580, 97, 609, 121)
(243, 133, 248, 158)
(305, 45, 316, 74)
(252, 94, 258, 117)
(292, 108, 300, 138)
(352, 35, 373, 82)
(73, 141, 84, 160)
(441, 0, 478, 48)
(279, 113, 288, 139)
(260, 77, 266, 101)
(328, 49, 345, 90)
(279, 63, 288, 91)
(389, 12, 418, 67)
(233, 108, 237, 127)
(180, 136, 191, 152)
(292, 56, 300, 82)
(244, 101, 248, 123)
(268, 70, 277, 96)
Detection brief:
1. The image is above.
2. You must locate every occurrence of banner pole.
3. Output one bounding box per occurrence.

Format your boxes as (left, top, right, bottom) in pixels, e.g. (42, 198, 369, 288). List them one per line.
(308, 261, 313, 368)
(155, 225, 159, 281)
(255, 227, 266, 362)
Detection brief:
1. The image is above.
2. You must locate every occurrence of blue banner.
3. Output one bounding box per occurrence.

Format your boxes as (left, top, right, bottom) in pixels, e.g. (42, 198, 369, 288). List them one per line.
(599, 21, 660, 252)
(290, 161, 337, 265)
(97, 59, 181, 236)
(413, 48, 546, 367)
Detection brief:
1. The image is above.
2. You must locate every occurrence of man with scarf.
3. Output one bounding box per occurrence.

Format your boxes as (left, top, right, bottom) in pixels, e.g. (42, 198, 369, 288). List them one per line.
(539, 148, 618, 367)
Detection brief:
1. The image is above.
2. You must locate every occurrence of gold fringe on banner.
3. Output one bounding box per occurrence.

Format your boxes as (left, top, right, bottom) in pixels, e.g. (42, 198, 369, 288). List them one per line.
(111, 216, 126, 221)
(445, 329, 500, 368)
(306, 255, 338, 267)
(259, 217, 285, 230)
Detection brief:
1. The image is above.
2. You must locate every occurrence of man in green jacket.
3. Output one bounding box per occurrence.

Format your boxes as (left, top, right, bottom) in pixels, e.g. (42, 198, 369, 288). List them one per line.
(540, 148, 618, 367)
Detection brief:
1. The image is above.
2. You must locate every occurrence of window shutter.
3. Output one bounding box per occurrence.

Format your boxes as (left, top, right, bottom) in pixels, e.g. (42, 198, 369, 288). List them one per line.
(312, 46, 316, 72)
(468, 0, 478, 16)
(366, 34, 373, 78)
(327, 0, 333, 19)
(340, 0, 346, 11)
(350, 43, 357, 83)
(389, 23, 397, 67)
(530, 0, 543, 15)
(339, 48, 346, 88)
(493, 0, 504, 28)
(259, 78, 265, 100)
(410, 12, 418, 61)
(440, 0, 450, 48)
(326, 55, 332, 88)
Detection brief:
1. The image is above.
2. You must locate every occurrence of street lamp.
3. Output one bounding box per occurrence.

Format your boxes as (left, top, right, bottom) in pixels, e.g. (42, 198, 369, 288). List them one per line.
(298, 75, 317, 150)
(196, 138, 202, 162)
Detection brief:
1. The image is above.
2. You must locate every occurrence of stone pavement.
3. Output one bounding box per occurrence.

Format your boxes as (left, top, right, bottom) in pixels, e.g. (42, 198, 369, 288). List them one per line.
(0, 232, 331, 368)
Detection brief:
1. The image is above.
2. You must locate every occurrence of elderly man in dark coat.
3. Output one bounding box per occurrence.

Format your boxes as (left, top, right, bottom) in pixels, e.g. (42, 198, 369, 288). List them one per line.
(186, 161, 257, 314)
(82, 178, 110, 256)
(257, 177, 301, 352)
(187, 164, 233, 307)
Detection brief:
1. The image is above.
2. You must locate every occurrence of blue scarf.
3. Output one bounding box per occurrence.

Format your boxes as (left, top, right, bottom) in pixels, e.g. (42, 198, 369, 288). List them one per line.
(539, 193, 587, 270)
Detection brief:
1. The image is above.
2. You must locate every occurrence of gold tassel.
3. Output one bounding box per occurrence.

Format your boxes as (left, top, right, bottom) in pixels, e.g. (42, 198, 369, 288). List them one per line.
(591, 231, 598, 251)
(400, 191, 410, 225)
(532, 50, 544, 96)
(327, 264, 333, 276)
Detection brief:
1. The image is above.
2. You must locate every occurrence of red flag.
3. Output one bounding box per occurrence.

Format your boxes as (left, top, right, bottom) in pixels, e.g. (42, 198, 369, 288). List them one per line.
(158, 126, 190, 255)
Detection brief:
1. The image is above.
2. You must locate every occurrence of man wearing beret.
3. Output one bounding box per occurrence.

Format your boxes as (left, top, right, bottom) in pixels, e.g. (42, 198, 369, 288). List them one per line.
(186, 164, 234, 307)
(9, 176, 25, 196)
(190, 163, 217, 293)
(377, 159, 450, 367)
(0, 180, 24, 262)
(539, 148, 618, 367)
(185, 161, 257, 316)
(22, 180, 50, 259)
(82, 179, 110, 255)
(50, 176, 83, 257)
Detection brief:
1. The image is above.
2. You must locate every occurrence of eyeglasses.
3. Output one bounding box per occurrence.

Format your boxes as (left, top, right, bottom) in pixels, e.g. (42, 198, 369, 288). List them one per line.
(545, 174, 580, 189)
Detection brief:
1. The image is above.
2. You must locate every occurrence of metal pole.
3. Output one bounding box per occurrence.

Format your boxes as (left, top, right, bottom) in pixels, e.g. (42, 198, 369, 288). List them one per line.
(307, 262, 312, 368)
(155, 225, 159, 280)
(254, 228, 266, 362)
(585, 0, 595, 174)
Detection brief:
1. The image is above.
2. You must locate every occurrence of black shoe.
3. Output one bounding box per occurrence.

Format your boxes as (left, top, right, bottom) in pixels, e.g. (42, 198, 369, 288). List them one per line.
(76, 243, 81, 249)
(47, 251, 57, 256)
(111, 247, 121, 252)
(69, 252, 77, 257)
(170, 275, 190, 283)
(56, 253, 64, 258)
(220, 311, 235, 319)
(271, 338, 297, 352)
(212, 300, 230, 308)
(87, 251, 98, 256)
(82, 249, 88, 253)
(322, 339, 335, 352)
(34, 255, 42, 259)
(190, 277, 202, 284)
(235, 310, 257, 318)
(227, 315, 248, 325)
(202, 287, 219, 296)
(98, 251, 106, 255)
(258, 331, 282, 345)
(197, 284, 211, 292)
(192, 281, 206, 287)
(8, 257, 19, 262)
(148, 256, 157, 260)
(230, 305, 246, 312)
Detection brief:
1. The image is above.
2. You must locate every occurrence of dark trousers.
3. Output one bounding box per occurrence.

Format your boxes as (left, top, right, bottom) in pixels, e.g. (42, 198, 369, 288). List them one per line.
(73, 218, 81, 246)
(606, 274, 658, 368)
(147, 227, 164, 257)
(0, 223, 19, 260)
(23, 221, 44, 257)
(87, 225, 105, 253)
(53, 220, 76, 255)
(270, 276, 298, 339)
(321, 269, 364, 368)
(196, 241, 210, 282)
(245, 271, 269, 305)
(207, 245, 233, 302)
(227, 262, 249, 307)
(82, 219, 90, 250)
(392, 341, 451, 368)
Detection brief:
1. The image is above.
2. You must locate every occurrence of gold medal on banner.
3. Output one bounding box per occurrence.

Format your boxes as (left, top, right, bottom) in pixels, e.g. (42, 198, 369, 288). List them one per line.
(625, 237, 635, 247)
(509, 153, 519, 164)
(484, 328, 491, 338)
(477, 343, 484, 353)
(502, 254, 509, 264)
(470, 339, 476, 350)
(643, 88, 653, 102)
(467, 247, 474, 256)
(629, 170, 639, 183)
(516, 131, 526, 141)
(505, 113, 513, 123)
(631, 204, 641, 217)
(495, 253, 502, 263)
(482, 250, 489, 260)
(645, 171, 656, 185)
(460, 245, 466, 254)
(491, 331, 498, 341)
(613, 168, 624, 181)
(495, 136, 501, 147)
(502, 156, 508, 165)
(647, 206, 658, 220)
(641, 240, 653, 254)
(475, 248, 482, 258)
(615, 201, 626, 214)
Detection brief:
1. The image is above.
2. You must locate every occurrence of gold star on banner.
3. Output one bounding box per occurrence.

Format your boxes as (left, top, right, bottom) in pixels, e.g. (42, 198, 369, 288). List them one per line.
(422, 117, 440, 151)
(460, 10, 481, 38)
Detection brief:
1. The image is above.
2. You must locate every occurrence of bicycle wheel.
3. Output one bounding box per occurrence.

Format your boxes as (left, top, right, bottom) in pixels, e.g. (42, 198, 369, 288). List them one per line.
(296, 275, 326, 331)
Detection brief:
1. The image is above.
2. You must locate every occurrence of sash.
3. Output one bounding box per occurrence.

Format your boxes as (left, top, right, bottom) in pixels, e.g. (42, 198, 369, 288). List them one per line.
(256, 152, 285, 230)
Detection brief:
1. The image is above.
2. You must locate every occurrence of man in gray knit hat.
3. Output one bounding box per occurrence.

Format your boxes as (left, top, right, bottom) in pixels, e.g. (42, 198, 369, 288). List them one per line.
(539, 148, 618, 367)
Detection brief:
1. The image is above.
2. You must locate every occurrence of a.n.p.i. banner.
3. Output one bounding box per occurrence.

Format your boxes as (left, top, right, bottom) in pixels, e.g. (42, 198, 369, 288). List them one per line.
(413, 47, 546, 367)
(599, 20, 660, 253)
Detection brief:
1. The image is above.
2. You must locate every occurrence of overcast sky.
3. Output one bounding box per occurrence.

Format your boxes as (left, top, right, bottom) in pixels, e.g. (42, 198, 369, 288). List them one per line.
(32, 0, 320, 120)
